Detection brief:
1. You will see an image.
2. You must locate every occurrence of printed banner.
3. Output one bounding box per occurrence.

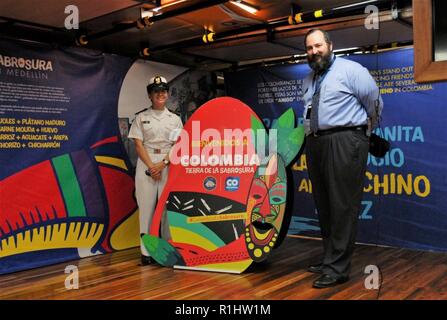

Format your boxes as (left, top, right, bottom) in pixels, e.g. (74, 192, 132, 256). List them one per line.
(142, 97, 304, 273)
(0, 39, 139, 274)
(225, 48, 447, 252)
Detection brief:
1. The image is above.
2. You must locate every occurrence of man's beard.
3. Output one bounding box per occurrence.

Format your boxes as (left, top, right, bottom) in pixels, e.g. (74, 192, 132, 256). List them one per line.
(308, 51, 333, 74)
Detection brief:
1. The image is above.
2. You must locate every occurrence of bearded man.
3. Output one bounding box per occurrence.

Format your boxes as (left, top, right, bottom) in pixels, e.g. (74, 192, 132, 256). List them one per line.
(301, 29, 383, 288)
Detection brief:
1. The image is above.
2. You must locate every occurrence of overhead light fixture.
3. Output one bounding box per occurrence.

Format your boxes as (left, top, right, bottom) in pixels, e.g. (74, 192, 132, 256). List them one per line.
(142, 0, 189, 15)
(334, 0, 378, 10)
(139, 41, 150, 57)
(230, 1, 258, 15)
(141, 0, 187, 18)
(76, 35, 88, 46)
(153, 0, 189, 12)
(334, 47, 363, 56)
(334, 47, 361, 52)
(202, 29, 216, 44)
(140, 47, 150, 57)
(141, 8, 154, 19)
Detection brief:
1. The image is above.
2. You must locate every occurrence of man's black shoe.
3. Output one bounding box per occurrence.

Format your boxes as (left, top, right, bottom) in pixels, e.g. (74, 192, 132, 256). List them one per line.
(307, 263, 324, 274)
(312, 274, 349, 289)
(141, 255, 155, 266)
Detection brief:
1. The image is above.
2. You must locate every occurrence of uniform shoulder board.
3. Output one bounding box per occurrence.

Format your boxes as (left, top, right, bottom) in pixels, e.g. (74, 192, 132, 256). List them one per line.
(167, 108, 181, 117)
(135, 108, 148, 116)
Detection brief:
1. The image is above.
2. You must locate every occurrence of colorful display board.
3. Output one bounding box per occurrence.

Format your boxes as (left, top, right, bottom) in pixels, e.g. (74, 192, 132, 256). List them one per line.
(142, 97, 304, 273)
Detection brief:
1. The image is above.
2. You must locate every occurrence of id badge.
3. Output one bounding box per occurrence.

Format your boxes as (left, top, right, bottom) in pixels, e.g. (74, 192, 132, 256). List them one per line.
(305, 106, 312, 119)
(304, 106, 312, 135)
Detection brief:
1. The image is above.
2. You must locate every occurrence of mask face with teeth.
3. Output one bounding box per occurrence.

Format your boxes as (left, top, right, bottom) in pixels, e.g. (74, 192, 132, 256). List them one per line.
(245, 154, 287, 262)
(244, 108, 305, 263)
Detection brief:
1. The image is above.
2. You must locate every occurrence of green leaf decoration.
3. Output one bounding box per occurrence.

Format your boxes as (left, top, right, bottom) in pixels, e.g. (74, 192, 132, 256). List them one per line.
(141, 234, 185, 267)
(251, 115, 264, 132)
(276, 108, 295, 129)
(251, 115, 268, 155)
(272, 108, 305, 166)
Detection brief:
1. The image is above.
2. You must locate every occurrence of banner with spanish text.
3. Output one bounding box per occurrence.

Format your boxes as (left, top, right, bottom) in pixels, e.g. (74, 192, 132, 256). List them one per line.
(226, 48, 447, 252)
(0, 39, 138, 274)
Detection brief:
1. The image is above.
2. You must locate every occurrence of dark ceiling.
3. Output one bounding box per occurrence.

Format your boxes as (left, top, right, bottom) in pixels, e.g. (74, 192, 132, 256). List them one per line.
(0, 0, 413, 70)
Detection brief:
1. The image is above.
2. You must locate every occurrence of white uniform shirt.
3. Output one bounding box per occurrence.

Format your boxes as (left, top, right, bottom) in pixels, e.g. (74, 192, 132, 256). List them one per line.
(128, 107, 183, 150)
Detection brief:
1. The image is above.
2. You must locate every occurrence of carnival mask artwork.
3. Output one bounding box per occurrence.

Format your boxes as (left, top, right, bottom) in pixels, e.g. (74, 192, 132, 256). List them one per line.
(244, 154, 287, 261)
(244, 109, 302, 262)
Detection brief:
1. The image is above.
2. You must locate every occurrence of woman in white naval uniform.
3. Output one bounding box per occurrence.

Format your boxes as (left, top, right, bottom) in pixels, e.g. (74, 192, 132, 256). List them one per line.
(128, 75, 183, 265)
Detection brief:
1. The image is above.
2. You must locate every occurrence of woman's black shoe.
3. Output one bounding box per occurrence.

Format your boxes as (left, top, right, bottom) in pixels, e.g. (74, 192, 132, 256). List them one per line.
(141, 255, 155, 266)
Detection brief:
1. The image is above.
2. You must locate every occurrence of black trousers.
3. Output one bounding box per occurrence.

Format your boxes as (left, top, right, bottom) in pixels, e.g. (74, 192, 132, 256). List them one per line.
(306, 129, 369, 278)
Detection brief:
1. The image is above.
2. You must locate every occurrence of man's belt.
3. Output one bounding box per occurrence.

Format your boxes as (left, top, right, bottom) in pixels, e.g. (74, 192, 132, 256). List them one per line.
(312, 125, 367, 137)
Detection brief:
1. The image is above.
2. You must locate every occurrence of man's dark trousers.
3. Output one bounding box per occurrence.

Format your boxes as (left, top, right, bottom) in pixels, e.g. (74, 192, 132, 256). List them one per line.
(306, 129, 369, 279)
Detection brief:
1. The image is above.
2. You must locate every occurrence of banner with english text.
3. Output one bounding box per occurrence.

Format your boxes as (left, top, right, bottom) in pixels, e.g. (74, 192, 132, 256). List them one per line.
(225, 48, 447, 252)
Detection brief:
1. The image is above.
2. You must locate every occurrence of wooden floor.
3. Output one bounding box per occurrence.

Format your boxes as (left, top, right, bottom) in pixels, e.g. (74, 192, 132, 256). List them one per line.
(1, 236, 447, 300)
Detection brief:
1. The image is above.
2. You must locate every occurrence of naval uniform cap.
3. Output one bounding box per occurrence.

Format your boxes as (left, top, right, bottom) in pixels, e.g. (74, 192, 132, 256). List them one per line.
(147, 75, 169, 93)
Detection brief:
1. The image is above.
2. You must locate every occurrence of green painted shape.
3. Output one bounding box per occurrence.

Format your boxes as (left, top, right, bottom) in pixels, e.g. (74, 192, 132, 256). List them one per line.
(141, 234, 184, 267)
(272, 108, 305, 166)
(251, 115, 267, 155)
(276, 155, 287, 181)
(168, 211, 226, 248)
(251, 115, 264, 132)
(52, 154, 86, 217)
(277, 108, 295, 128)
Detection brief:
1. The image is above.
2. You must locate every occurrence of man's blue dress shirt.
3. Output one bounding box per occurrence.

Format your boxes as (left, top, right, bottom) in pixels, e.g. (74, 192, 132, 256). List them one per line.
(302, 55, 383, 135)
